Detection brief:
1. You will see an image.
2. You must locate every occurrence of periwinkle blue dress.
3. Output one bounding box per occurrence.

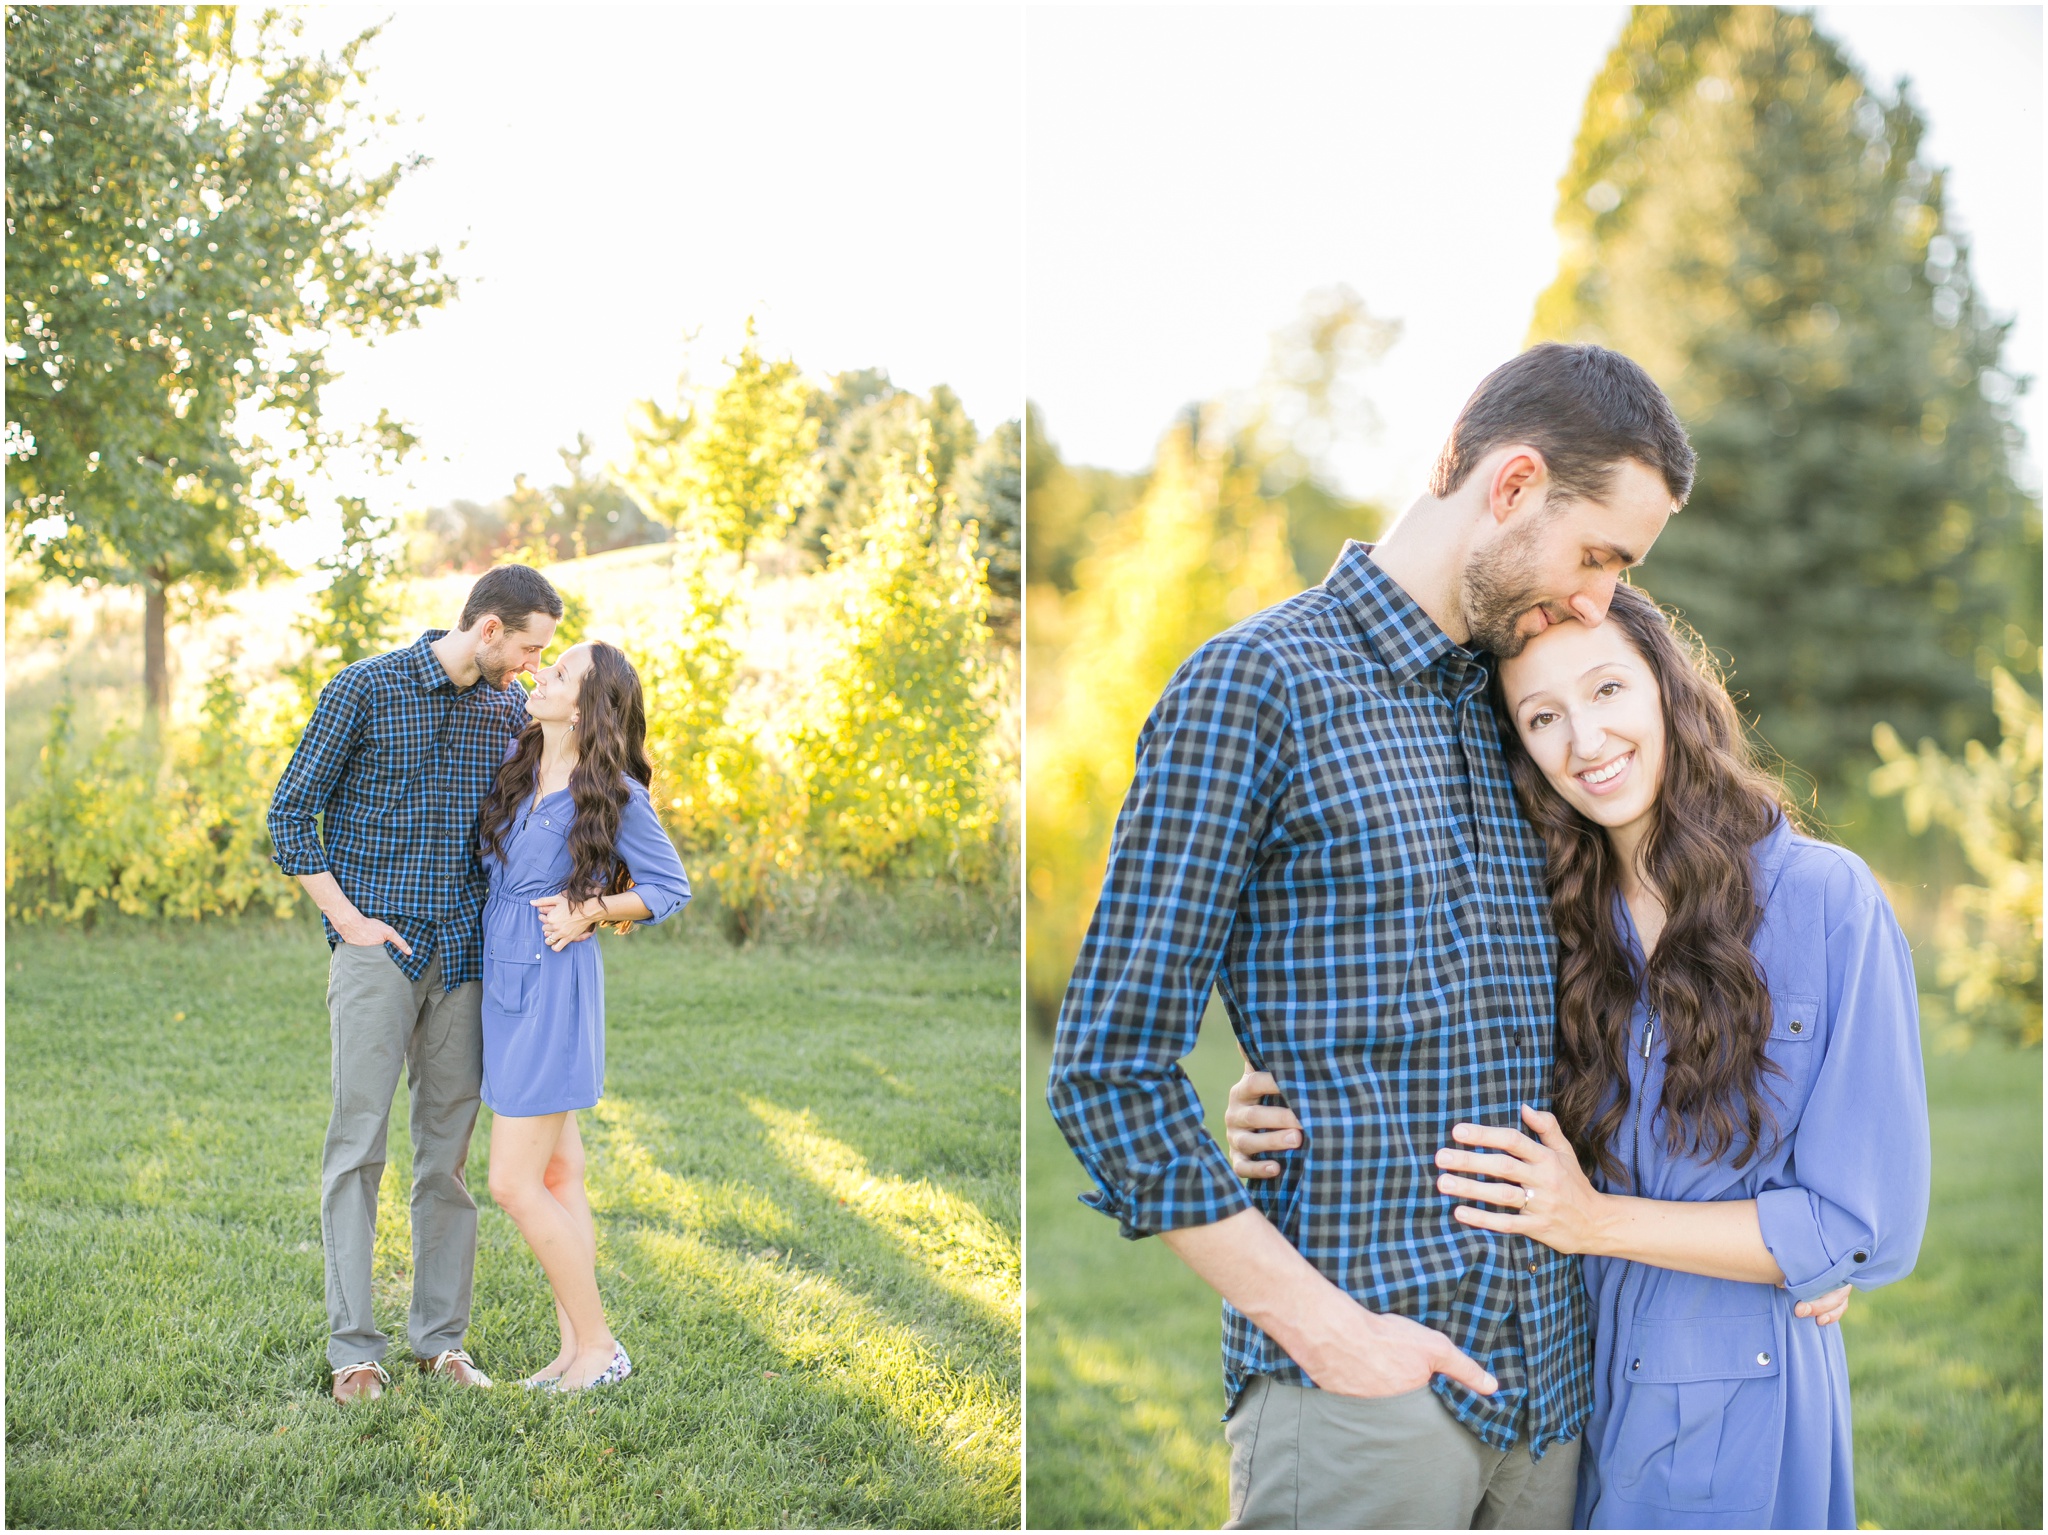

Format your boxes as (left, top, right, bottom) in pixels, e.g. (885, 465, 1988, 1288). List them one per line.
(1576, 818, 1931, 1529)
(479, 776, 690, 1117)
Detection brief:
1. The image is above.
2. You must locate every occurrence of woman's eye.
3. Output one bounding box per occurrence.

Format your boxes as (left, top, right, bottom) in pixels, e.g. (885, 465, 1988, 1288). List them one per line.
(1526, 711, 1556, 731)
(1595, 680, 1621, 698)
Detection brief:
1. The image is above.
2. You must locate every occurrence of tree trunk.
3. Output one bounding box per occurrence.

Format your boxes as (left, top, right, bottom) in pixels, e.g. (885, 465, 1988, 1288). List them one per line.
(143, 576, 169, 726)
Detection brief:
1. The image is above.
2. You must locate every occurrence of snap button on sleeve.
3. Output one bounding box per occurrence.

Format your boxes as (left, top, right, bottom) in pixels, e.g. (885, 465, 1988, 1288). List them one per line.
(1756, 1351, 1771, 1367)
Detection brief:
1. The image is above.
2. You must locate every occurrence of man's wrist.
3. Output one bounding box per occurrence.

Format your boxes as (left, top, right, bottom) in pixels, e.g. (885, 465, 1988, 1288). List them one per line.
(1255, 1274, 1375, 1375)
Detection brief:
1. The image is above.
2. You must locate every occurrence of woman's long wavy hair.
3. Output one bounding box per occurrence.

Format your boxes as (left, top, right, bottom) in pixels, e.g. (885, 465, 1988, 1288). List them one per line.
(1490, 583, 1800, 1186)
(478, 642, 654, 932)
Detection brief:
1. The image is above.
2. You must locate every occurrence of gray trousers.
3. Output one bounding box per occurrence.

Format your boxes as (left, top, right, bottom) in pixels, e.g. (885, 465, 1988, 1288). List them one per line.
(1224, 1375, 1580, 1530)
(320, 943, 484, 1371)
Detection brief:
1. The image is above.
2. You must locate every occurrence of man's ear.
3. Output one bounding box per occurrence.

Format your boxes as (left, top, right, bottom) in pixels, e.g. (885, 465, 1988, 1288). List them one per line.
(1488, 447, 1550, 526)
(474, 614, 502, 644)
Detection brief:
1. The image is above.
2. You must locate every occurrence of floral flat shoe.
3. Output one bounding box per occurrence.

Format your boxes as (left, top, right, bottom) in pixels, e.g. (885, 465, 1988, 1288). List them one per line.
(555, 1343, 631, 1393)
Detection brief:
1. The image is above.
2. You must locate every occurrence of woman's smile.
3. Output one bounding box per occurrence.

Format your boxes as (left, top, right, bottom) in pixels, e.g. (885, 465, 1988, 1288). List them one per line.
(1574, 748, 1634, 793)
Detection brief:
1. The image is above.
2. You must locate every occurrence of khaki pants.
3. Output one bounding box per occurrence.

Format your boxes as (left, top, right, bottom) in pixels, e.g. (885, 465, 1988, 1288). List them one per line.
(1224, 1375, 1580, 1530)
(320, 944, 484, 1371)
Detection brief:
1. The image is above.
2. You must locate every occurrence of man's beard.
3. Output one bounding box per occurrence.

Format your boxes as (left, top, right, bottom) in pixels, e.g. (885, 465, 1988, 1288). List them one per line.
(1459, 525, 1551, 659)
(475, 640, 522, 688)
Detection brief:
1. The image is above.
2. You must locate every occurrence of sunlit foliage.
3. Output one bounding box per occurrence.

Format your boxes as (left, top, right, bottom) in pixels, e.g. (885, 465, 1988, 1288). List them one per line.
(624, 319, 818, 554)
(1873, 664, 2043, 1048)
(1025, 421, 1297, 1025)
(632, 532, 803, 944)
(8, 662, 297, 922)
(615, 360, 1016, 938)
(1022, 405, 1145, 597)
(790, 442, 1002, 883)
(799, 381, 977, 557)
(279, 496, 406, 719)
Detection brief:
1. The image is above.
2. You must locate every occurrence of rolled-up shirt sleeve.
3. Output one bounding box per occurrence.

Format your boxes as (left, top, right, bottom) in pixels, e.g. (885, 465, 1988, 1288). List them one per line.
(267, 670, 368, 877)
(1757, 860, 1932, 1302)
(616, 779, 691, 924)
(1047, 634, 1295, 1240)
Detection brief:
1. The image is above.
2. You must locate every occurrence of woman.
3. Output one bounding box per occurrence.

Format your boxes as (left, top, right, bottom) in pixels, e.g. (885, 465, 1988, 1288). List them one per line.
(1226, 584, 1929, 1528)
(476, 639, 691, 1392)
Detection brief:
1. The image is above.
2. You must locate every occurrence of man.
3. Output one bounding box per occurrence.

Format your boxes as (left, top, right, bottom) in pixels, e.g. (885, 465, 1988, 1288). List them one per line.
(1048, 343, 1691, 1528)
(268, 565, 562, 1404)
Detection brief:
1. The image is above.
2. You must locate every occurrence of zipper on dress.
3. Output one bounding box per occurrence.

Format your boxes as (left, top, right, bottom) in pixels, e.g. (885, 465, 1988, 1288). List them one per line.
(1628, 1004, 1656, 1188)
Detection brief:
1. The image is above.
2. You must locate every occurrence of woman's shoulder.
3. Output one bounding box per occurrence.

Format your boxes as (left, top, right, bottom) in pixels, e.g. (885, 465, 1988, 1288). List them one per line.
(1771, 825, 1889, 925)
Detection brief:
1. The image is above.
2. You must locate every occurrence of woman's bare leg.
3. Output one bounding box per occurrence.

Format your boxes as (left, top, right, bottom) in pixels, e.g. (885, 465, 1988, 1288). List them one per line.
(530, 1114, 598, 1382)
(488, 1110, 615, 1387)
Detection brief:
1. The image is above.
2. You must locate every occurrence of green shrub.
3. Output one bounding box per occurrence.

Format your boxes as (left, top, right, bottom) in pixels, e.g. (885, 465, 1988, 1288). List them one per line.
(1872, 662, 2043, 1047)
(8, 665, 301, 923)
(630, 534, 807, 943)
(789, 445, 1004, 884)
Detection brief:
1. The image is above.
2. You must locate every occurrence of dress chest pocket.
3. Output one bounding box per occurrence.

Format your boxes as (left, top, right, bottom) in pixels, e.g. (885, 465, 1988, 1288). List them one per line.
(1614, 1310, 1785, 1513)
(516, 807, 575, 883)
(1762, 991, 1822, 1115)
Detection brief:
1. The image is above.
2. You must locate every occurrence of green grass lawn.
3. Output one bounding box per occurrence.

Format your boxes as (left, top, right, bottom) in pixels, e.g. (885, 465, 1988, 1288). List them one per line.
(6, 919, 1021, 1529)
(1024, 1016, 2042, 1531)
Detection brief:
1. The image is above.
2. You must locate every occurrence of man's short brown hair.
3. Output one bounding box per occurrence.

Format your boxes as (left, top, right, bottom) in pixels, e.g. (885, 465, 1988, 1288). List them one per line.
(1429, 343, 1695, 508)
(458, 565, 563, 634)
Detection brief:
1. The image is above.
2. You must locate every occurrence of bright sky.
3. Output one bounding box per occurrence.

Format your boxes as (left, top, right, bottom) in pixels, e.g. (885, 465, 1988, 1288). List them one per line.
(286, 4, 1024, 561)
(283, 4, 2037, 568)
(1025, 4, 2043, 506)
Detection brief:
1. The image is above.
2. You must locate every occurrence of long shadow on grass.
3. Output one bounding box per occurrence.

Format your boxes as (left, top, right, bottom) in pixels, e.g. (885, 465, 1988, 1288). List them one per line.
(587, 1094, 1016, 1358)
(577, 1094, 1018, 1520)
(598, 940, 1020, 1236)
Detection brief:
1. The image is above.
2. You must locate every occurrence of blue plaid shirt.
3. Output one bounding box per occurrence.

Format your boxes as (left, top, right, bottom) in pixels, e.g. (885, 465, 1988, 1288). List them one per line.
(267, 630, 529, 987)
(1047, 541, 1591, 1457)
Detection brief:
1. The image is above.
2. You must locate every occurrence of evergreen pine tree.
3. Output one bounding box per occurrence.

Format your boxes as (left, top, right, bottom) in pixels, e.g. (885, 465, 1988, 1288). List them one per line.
(1532, 5, 2040, 791)
(952, 419, 1022, 617)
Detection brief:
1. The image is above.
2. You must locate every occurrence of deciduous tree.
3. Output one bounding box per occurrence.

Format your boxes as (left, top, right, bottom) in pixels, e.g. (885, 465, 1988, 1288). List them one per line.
(623, 318, 817, 554)
(5, 6, 452, 719)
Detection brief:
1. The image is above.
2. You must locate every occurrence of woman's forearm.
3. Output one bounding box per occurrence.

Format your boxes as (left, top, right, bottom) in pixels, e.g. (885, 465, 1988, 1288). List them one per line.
(581, 890, 652, 924)
(1588, 1194, 1788, 1286)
